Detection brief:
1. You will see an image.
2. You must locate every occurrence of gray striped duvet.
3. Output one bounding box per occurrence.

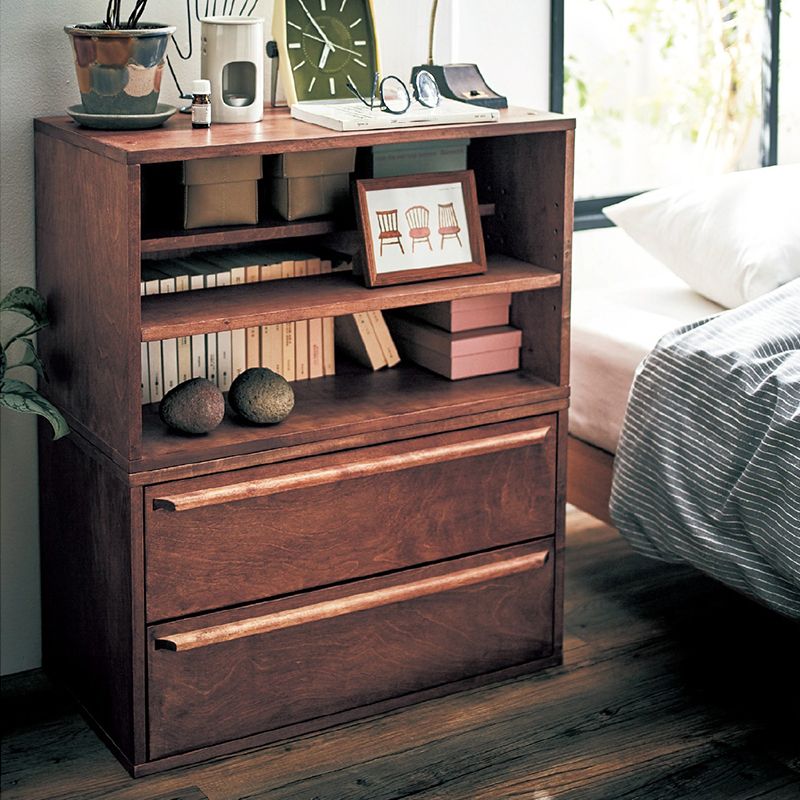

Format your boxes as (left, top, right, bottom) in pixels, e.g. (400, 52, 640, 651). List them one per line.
(610, 279, 800, 617)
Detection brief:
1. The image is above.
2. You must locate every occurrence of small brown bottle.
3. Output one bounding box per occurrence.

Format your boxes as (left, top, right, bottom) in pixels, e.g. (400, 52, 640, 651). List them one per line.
(191, 80, 211, 128)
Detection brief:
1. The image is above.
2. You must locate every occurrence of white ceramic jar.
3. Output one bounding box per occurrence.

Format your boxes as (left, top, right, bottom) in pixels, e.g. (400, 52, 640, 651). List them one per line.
(200, 16, 264, 123)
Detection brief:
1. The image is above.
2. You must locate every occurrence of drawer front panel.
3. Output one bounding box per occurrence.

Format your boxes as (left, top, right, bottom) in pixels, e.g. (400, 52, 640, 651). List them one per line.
(145, 416, 556, 620)
(148, 541, 554, 759)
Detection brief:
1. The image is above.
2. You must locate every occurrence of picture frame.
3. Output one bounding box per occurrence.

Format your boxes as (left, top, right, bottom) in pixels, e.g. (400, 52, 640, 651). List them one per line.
(354, 170, 487, 288)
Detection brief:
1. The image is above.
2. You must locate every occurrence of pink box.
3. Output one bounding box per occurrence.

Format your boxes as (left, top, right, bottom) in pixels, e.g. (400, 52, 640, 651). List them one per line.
(387, 314, 521, 380)
(405, 294, 511, 332)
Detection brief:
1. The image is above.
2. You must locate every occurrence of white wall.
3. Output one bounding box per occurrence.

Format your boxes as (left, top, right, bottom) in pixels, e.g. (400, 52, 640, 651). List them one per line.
(0, 0, 549, 675)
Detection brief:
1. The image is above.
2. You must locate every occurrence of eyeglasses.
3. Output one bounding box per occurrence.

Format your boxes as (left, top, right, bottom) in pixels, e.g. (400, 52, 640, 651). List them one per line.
(346, 70, 441, 115)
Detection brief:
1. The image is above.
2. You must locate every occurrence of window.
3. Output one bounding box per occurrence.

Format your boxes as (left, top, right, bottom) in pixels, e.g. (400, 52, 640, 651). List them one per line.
(550, 0, 789, 229)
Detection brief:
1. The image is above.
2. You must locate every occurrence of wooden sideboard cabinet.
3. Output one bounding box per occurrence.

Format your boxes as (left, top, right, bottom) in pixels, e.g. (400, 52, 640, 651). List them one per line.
(34, 108, 574, 776)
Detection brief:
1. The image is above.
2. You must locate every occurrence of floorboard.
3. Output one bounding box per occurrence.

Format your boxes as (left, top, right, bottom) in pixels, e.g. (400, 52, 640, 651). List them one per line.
(2, 510, 798, 799)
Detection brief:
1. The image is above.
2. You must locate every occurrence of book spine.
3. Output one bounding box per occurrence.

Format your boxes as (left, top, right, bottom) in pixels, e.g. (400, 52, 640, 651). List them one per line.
(245, 265, 261, 369)
(306, 258, 324, 379)
(353, 312, 387, 370)
(215, 270, 233, 391)
(293, 259, 309, 381)
(158, 277, 180, 394)
(143, 278, 163, 402)
(188, 273, 207, 379)
(204, 272, 218, 386)
(229, 266, 247, 381)
(280, 260, 296, 381)
(173, 273, 192, 384)
(259, 263, 284, 376)
(320, 259, 336, 376)
(140, 279, 151, 404)
(367, 310, 401, 367)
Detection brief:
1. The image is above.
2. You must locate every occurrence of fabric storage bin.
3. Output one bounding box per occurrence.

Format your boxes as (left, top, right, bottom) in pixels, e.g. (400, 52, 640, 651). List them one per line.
(183, 155, 262, 229)
(368, 139, 470, 178)
(268, 148, 356, 221)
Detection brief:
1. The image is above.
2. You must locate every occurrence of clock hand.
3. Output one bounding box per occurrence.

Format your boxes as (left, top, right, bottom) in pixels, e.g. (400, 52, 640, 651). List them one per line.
(318, 42, 332, 69)
(296, 0, 335, 50)
(302, 31, 361, 58)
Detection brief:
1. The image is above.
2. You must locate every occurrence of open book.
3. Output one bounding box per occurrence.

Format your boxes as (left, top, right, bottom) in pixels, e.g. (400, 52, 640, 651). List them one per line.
(291, 98, 499, 132)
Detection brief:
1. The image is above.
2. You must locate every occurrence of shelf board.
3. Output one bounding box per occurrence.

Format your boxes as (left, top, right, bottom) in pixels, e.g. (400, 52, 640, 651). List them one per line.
(36, 107, 576, 165)
(140, 255, 559, 342)
(141, 215, 340, 255)
(138, 362, 567, 473)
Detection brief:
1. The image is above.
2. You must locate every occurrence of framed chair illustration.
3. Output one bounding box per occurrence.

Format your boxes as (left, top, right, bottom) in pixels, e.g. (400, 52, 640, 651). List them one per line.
(355, 170, 486, 288)
(405, 205, 432, 252)
(438, 202, 463, 249)
(375, 209, 405, 256)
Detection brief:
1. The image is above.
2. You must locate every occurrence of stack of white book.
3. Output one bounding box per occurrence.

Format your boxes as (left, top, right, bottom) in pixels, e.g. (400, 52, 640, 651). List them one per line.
(140, 246, 337, 405)
(140, 246, 402, 406)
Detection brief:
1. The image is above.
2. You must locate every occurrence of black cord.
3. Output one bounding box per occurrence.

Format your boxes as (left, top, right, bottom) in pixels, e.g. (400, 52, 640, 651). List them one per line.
(172, 0, 194, 60)
(166, 54, 189, 99)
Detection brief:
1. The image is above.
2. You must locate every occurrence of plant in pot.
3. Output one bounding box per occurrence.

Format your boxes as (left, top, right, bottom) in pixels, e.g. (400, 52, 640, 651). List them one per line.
(65, 0, 176, 117)
(0, 287, 69, 440)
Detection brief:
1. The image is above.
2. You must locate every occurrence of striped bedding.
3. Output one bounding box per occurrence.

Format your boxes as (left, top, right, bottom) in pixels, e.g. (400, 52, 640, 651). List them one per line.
(610, 279, 800, 617)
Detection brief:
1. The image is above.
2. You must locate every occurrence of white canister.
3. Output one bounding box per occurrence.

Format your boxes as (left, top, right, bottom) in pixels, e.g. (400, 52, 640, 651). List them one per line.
(200, 17, 264, 124)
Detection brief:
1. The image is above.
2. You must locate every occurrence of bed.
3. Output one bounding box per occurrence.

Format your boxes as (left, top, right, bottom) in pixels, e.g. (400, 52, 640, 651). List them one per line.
(568, 227, 722, 522)
(568, 214, 800, 618)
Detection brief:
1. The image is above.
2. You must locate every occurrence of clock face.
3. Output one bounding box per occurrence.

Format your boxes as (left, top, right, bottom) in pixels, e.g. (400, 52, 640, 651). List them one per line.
(280, 0, 378, 102)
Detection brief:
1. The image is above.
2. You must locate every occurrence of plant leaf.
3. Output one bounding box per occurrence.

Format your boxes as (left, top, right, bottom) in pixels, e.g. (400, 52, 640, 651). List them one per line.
(0, 379, 69, 439)
(7, 338, 48, 381)
(0, 286, 50, 329)
(0, 347, 5, 380)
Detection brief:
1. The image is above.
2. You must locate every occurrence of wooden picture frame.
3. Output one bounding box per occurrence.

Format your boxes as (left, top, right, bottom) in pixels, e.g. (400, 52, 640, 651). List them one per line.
(355, 170, 487, 288)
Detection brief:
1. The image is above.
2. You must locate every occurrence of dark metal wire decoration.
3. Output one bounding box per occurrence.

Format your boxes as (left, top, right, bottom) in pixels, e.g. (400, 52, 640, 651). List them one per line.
(166, 0, 261, 102)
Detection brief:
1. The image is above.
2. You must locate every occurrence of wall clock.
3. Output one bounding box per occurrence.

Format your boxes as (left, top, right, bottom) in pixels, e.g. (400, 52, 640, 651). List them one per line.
(272, 0, 381, 106)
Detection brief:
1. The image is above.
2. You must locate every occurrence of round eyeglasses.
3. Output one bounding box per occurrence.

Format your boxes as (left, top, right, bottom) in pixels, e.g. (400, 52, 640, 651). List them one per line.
(346, 70, 441, 115)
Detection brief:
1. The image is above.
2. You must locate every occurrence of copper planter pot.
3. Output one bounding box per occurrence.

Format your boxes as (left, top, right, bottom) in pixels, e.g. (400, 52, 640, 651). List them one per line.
(65, 23, 176, 115)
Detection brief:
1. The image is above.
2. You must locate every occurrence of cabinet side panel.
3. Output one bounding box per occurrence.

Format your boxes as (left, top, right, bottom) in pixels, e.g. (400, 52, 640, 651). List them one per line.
(471, 131, 574, 386)
(35, 133, 141, 462)
(39, 429, 138, 762)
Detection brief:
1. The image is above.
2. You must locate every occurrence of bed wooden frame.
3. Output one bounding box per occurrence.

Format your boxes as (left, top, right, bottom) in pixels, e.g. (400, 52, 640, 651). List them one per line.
(567, 435, 615, 525)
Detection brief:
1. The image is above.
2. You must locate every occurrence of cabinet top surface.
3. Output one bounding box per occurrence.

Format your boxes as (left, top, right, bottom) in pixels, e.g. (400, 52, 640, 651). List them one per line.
(35, 106, 575, 165)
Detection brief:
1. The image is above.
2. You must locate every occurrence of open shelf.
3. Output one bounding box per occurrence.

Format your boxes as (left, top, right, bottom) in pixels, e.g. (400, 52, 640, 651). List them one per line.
(140, 254, 558, 342)
(141, 204, 497, 256)
(138, 361, 567, 472)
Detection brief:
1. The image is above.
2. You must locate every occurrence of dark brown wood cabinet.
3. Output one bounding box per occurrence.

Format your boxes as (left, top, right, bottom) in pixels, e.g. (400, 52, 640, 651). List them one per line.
(35, 108, 574, 776)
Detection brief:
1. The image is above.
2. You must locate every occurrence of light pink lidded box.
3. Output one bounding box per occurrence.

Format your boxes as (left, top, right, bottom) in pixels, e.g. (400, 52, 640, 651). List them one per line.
(387, 314, 522, 380)
(404, 293, 511, 332)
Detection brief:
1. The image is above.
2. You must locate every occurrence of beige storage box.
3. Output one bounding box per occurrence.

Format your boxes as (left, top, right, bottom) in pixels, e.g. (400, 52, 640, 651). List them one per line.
(183, 155, 262, 229)
(268, 148, 356, 221)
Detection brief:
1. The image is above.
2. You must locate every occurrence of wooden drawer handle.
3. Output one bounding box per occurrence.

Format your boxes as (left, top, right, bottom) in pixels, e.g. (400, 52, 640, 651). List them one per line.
(154, 549, 549, 652)
(152, 425, 551, 512)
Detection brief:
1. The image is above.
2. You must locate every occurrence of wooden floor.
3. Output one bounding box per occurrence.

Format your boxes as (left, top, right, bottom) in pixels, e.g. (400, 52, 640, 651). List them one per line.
(2, 510, 799, 800)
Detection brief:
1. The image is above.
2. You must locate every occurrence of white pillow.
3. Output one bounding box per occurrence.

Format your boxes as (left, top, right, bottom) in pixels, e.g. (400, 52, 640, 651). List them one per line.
(603, 165, 800, 309)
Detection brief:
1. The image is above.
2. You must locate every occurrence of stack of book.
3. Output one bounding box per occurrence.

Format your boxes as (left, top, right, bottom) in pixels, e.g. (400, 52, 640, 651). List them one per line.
(386, 295, 521, 380)
(140, 246, 335, 405)
(140, 245, 401, 405)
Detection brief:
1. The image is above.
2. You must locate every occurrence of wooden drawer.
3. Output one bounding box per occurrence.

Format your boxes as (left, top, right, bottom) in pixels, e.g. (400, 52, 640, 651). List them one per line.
(147, 540, 554, 759)
(145, 416, 557, 620)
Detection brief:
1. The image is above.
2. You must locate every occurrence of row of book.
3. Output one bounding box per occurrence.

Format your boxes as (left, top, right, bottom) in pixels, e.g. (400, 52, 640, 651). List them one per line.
(140, 245, 400, 405)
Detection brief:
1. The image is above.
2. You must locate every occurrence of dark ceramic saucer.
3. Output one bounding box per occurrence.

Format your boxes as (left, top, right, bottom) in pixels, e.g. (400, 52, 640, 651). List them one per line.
(66, 103, 177, 130)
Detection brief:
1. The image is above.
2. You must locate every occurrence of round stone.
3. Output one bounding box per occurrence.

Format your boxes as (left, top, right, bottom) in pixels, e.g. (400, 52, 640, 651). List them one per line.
(228, 368, 295, 425)
(159, 378, 225, 434)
